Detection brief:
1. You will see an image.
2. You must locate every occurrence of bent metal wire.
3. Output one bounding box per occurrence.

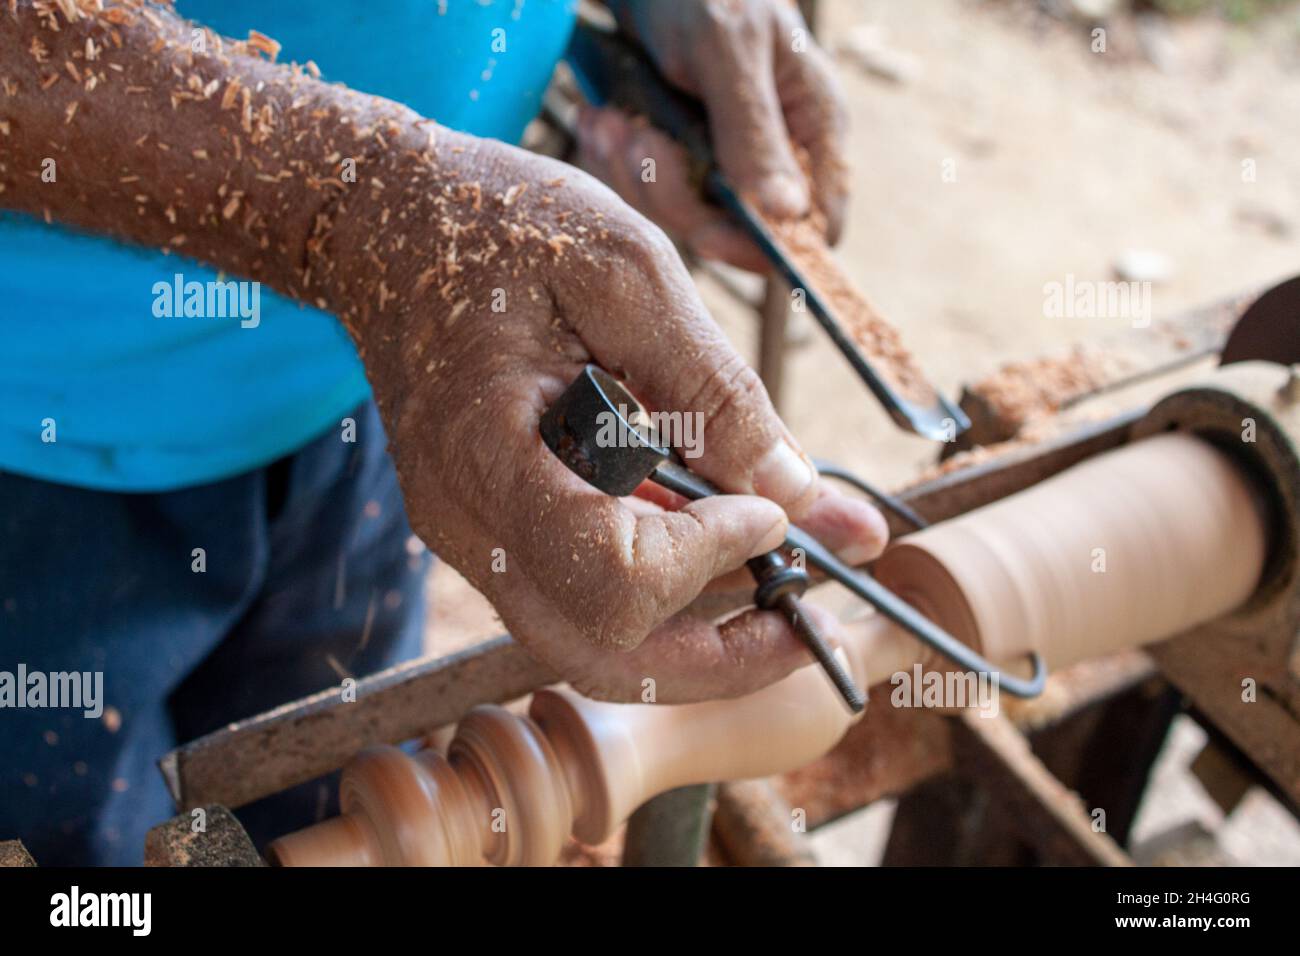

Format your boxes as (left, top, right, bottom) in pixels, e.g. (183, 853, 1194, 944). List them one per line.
(540, 365, 1048, 700)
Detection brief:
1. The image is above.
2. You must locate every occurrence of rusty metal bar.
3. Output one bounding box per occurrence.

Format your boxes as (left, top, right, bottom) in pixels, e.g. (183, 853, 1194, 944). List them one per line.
(0, 841, 36, 867)
(777, 650, 1158, 829)
(1151, 622, 1300, 810)
(160, 635, 556, 811)
(144, 805, 266, 867)
(889, 410, 1140, 534)
(954, 289, 1253, 449)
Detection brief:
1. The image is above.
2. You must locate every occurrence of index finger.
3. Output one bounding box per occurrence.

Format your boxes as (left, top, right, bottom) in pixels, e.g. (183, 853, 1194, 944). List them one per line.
(554, 212, 819, 518)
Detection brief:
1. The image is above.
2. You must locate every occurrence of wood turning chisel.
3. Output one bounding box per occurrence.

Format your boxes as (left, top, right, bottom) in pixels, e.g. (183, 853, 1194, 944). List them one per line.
(565, 19, 971, 443)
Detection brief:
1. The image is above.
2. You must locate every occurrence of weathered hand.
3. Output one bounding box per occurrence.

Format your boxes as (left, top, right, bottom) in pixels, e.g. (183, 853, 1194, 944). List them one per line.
(576, 0, 851, 271)
(344, 132, 883, 703)
(0, 1, 879, 704)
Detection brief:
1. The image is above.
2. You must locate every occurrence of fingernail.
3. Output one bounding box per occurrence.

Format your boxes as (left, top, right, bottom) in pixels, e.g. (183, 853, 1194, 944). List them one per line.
(757, 174, 809, 219)
(756, 512, 789, 554)
(836, 502, 891, 566)
(837, 538, 881, 567)
(753, 442, 816, 506)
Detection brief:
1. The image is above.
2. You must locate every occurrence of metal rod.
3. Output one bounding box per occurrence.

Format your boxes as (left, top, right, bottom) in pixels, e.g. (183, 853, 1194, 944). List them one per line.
(654, 460, 1048, 699)
(814, 458, 930, 531)
(777, 592, 867, 712)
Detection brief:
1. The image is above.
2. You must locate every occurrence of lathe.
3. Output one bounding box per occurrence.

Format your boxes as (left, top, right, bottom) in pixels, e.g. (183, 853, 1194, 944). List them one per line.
(126, 281, 1299, 865)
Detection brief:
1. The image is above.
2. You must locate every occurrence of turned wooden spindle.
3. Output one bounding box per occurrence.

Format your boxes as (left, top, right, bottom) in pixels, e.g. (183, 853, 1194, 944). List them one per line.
(875, 430, 1270, 673)
(268, 430, 1271, 867)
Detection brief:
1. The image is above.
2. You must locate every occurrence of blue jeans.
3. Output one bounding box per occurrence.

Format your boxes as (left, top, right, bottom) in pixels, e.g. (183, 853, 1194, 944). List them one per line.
(0, 401, 430, 865)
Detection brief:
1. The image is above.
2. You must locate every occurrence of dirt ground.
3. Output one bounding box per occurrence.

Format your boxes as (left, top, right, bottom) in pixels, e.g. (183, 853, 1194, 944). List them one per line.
(429, 0, 1300, 864)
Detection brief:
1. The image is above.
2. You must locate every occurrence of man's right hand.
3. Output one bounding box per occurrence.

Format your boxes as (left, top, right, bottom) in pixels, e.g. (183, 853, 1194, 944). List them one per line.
(0, 2, 887, 704)
(341, 132, 887, 702)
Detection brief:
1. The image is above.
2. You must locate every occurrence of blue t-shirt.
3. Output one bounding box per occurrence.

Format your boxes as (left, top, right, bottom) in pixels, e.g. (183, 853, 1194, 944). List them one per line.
(0, 0, 576, 491)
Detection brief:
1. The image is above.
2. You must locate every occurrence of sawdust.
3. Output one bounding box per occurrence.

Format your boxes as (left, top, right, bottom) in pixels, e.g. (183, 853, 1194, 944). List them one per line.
(912, 417, 1068, 482)
(759, 211, 937, 406)
(965, 345, 1129, 431)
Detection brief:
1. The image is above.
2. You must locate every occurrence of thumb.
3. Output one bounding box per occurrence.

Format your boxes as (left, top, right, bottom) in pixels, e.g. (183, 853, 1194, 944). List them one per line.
(544, 494, 789, 651)
(637, 494, 789, 607)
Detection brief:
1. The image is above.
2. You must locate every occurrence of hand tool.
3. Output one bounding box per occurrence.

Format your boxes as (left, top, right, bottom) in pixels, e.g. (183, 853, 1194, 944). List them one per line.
(540, 365, 1047, 700)
(1220, 273, 1300, 368)
(565, 19, 971, 443)
(540, 363, 864, 711)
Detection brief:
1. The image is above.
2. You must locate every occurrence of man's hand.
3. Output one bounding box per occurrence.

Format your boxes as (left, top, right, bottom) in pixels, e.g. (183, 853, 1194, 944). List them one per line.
(577, 0, 850, 271)
(1, 1, 883, 704)
(346, 131, 886, 702)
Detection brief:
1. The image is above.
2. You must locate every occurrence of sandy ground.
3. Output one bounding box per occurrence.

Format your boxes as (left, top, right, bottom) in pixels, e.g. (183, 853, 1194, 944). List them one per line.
(428, 0, 1300, 864)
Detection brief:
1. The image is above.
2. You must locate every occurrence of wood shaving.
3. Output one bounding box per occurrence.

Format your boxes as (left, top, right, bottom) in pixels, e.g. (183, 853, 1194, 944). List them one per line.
(502, 182, 527, 207)
(53, 0, 81, 24)
(966, 347, 1130, 431)
(762, 213, 937, 405)
(220, 77, 241, 110)
(245, 30, 281, 62)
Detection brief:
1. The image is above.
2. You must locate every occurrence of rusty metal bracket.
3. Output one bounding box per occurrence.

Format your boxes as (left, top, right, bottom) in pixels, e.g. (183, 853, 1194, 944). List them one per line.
(159, 635, 555, 811)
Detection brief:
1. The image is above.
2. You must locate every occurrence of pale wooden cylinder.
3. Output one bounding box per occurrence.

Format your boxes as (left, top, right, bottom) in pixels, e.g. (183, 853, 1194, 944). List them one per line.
(268, 432, 1270, 866)
(875, 432, 1268, 672)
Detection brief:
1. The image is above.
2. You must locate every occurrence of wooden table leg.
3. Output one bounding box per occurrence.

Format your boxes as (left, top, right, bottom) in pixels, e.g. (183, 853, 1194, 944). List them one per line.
(759, 278, 791, 414)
